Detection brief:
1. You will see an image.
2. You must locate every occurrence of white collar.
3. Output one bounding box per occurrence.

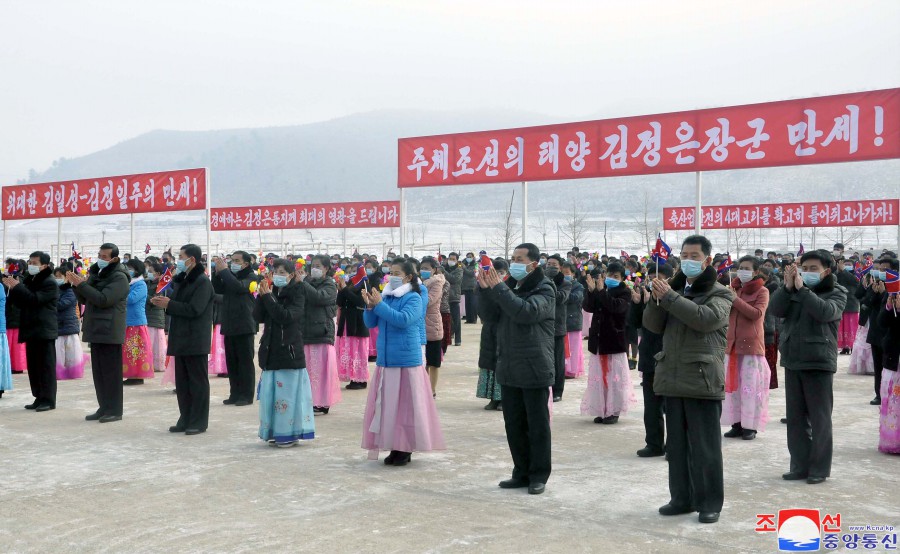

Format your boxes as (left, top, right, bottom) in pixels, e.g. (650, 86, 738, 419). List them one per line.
(383, 282, 413, 297)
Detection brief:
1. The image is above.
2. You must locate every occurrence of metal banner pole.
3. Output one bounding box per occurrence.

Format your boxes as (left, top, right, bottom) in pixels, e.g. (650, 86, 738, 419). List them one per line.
(695, 171, 703, 234)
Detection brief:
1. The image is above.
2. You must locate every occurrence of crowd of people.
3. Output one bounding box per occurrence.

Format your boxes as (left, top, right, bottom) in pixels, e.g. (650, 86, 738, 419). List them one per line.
(0, 238, 897, 524)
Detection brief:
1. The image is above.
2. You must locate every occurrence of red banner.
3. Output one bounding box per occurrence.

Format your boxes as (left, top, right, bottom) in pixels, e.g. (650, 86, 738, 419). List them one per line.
(663, 200, 900, 230)
(398, 89, 900, 188)
(210, 201, 400, 231)
(2, 168, 207, 220)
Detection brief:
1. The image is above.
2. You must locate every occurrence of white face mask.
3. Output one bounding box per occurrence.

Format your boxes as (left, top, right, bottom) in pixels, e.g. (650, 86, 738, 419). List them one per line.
(310, 267, 324, 279)
(736, 269, 754, 283)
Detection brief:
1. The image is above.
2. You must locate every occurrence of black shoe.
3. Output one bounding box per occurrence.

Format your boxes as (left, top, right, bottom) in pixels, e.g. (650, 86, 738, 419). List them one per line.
(368, 356, 377, 362)
(34, 404, 55, 412)
(780, 418, 787, 424)
(223, 398, 236, 405)
(742, 429, 757, 441)
(392, 452, 411, 466)
(24, 402, 38, 410)
(484, 400, 501, 411)
(600, 416, 619, 425)
(454, 342, 461, 346)
(659, 503, 694, 516)
(346, 382, 361, 390)
(359, 382, 367, 389)
(807, 476, 826, 485)
(593, 417, 605, 424)
(123, 379, 144, 385)
(235, 400, 252, 407)
(699, 512, 720, 524)
(217, 373, 230, 378)
(384, 451, 397, 465)
(528, 483, 545, 495)
(782, 471, 808, 481)
(637, 446, 666, 458)
(724, 424, 743, 438)
(840, 348, 850, 355)
(552, 396, 562, 403)
(85, 412, 102, 421)
(12, 370, 24, 374)
(99, 415, 122, 423)
(628, 358, 637, 370)
(313, 406, 329, 415)
(871, 397, 882, 405)
(184, 428, 205, 435)
(498, 478, 530, 489)
(169, 426, 186, 433)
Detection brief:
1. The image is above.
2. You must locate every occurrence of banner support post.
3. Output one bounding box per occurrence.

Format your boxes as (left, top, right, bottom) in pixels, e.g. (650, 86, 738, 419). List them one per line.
(206, 167, 212, 264)
(2, 220, 6, 264)
(695, 171, 703, 234)
(399, 188, 406, 256)
(57, 217, 62, 264)
(521, 181, 528, 243)
(129, 213, 135, 260)
(342, 228, 347, 256)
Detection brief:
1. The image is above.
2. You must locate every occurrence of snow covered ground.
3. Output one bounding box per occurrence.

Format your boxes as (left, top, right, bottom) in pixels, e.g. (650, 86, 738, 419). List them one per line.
(1, 324, 897, 553)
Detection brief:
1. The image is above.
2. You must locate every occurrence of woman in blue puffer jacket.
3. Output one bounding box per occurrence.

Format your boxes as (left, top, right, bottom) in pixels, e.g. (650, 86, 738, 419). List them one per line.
(122, 259, 154, 385)
(361, 258, 445, 467)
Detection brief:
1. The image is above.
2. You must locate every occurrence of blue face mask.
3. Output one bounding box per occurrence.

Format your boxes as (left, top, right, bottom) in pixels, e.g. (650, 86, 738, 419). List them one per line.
(624, 270, 631, 276)
(231, 263, 243, 273)
(843, 265, 854, 272)
(389, 276, 404, 289)
(272, 275, 289, 288)
(420, 270, 432, 280)
(564, 275, 573, 283)
(772, 267, 779, 274)
(801, 271, 822, 287)
(96, 259, 109, 270)
(872, 270, 884, 280)
(509, 263, 528, 281)
(365, 268, 375, 276)
(127, 269, 135, 278)
(681, 259, 704, 278)
(175, 259, 186, 274)
(605, 277, 621, 289)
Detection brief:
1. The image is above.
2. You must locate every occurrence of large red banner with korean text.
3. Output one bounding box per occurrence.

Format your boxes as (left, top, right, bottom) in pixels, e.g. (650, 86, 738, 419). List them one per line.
(2, 168, 207, 220)
(398, 88, 900, 188)
(663, 200, 899, 230)
(210, 201, 400, 231)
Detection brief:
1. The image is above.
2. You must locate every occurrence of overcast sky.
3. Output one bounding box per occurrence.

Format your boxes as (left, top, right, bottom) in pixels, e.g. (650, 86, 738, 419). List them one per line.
(1, 0, 897, 182)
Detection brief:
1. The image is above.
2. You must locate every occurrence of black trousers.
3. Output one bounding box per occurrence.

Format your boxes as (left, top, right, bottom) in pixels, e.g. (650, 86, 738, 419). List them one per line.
(664, 396, 724, 513)
(91, 343, 123, 417)
(25, 339, 56, 406)
(500, 385, 551, 485)
(464, 291, 478, 323)
(641, 374, 665, 452)
(175, 355, 210, 430)
(225, 333, 256, 402)
(552, 335, 566, 398)
(785, 368, 833, 479)
(871, 344, 884, 398)
(450, 301, 461, 344)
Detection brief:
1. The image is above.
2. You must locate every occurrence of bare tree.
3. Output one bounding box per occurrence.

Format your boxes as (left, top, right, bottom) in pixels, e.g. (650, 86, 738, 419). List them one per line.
(824, 226, 864, 250)
(630, 190, 660, 253)
(730, 228, 752, 257)
(560, 200, 588, 251)
(490, 190, 520, 259)
(531, 211, 552, 250)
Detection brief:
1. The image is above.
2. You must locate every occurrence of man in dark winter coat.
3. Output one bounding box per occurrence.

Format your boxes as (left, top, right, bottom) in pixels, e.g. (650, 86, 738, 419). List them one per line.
(152, 244, 214, 435)
(461, 252, 478, 324)
(443, 252, 463, 345)
(633, 263, 674, 457)
(212, 251, 258, 406)
(4, 251, 59, 411)
(477, 243, 556, 495)
(545, 255, 570, 402)
(644, 235, 733, 524)
(770, 250, 847, 485)
(68, 243, 130, 423)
